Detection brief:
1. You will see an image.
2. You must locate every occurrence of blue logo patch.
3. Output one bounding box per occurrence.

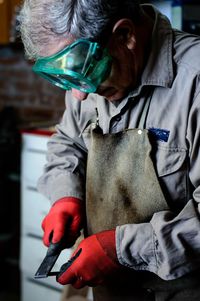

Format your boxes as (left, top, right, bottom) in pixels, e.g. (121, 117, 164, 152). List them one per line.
(148, 127, 170, 142)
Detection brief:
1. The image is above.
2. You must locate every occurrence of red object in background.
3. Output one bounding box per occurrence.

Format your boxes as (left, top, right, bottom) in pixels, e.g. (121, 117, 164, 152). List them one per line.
(20, 128, 55, 137)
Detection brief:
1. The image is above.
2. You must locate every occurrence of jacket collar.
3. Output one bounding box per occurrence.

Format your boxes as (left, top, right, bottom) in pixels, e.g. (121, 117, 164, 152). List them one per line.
(141, 4, 174, 88)
(128, 4, 174, 100)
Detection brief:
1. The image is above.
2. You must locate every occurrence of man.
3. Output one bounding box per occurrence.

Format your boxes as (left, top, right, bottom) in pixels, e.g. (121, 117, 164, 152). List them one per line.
(19, 1, 200, 300)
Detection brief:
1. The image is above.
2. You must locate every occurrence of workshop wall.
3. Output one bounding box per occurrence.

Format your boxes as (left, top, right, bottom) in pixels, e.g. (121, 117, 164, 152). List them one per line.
(0, 45, 66, 126)
(0, 45, 66, 298)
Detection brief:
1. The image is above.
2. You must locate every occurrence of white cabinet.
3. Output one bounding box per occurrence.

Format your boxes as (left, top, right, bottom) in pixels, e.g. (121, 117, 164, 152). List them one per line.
(21, 188, 49, 236)
(21, 276, 62, 301)
(20, 131, 93, 301)
(20, 131, 72, 301)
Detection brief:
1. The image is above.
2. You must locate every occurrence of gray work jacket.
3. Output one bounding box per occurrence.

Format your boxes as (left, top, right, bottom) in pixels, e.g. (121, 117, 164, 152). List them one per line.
(38, 5, 200, 281)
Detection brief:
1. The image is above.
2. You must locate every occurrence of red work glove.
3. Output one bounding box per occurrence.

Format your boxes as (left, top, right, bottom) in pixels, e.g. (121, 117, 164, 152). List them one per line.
(57, 230, 120, 288)
(42, 197, 84, 248)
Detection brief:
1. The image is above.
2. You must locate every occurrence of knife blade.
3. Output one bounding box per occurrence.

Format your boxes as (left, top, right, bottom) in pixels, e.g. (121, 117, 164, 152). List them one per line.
(34, 241, 82, 279)
(34, 241, 63, 279)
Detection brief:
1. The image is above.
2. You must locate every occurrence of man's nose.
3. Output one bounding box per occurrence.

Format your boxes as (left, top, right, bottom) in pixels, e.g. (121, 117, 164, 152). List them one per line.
(71, 89, 88, 101)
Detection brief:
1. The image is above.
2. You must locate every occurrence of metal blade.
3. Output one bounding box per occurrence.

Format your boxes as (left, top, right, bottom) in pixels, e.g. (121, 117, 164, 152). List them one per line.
(34, 241, 62, 279)
(34, 253, 60, 278)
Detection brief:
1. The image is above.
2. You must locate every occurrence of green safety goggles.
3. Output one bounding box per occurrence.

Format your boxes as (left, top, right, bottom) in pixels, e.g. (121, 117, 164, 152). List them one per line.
(32, 39, 112, 93)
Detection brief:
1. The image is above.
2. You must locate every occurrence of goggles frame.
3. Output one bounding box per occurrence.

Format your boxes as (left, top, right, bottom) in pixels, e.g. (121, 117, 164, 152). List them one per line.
(32, 39, 112, 93)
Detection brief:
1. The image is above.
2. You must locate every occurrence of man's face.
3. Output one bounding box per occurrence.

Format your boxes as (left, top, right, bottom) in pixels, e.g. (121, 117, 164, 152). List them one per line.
(96, 34, 139, 102)
(45, 21, 141, 102)
(72, 37, 139, 102)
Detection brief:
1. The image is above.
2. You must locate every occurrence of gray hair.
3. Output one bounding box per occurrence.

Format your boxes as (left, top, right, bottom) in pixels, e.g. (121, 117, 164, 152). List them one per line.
(19, 0, 141, 59)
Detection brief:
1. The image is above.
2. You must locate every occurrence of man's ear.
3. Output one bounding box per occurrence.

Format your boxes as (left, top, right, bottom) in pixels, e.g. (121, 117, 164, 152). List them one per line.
(112, 19, 136, 50)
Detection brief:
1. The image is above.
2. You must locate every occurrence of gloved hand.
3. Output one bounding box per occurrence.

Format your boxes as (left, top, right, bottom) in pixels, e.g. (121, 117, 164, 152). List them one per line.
(42, 197, 84, 248)
(57, 230, 120, 288)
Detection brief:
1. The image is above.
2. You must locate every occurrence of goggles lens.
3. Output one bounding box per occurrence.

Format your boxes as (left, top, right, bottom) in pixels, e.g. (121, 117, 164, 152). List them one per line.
(33, 39, 112, 93)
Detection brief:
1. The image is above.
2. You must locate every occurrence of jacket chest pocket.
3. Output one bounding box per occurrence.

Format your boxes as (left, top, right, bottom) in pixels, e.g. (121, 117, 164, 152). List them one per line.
(153, 145, 188, 211)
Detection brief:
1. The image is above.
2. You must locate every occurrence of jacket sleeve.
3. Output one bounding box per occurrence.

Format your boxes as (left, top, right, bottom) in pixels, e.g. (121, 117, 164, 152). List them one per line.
(37, 92, 92, 204)
(116, 90, 200, 281)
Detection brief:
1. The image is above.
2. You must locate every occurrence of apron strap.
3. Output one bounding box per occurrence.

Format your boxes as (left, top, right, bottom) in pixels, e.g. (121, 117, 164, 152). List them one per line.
(138, 88, 154, 129)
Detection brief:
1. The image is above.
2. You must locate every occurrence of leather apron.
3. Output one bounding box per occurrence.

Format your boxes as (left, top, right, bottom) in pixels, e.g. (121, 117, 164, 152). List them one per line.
(85, 96, 200, 300)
